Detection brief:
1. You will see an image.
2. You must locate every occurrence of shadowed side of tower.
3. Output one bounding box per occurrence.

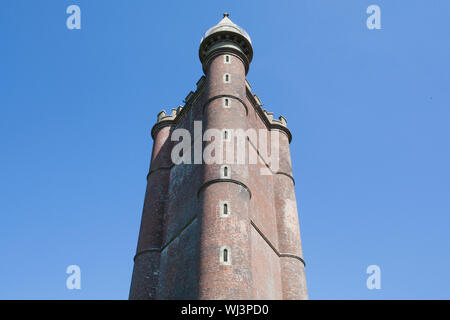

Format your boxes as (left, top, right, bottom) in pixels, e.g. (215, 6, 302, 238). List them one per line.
(129, 14, 307, 300)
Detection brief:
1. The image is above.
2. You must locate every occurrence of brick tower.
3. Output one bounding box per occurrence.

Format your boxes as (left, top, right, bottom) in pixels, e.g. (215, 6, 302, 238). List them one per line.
(129, 14, 308, 300)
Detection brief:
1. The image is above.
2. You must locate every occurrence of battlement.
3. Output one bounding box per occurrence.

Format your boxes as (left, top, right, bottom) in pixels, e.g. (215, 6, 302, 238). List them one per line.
(157, 106, 183, 123)
(153, 77, 289, 138)
(262, 109, 288, 127)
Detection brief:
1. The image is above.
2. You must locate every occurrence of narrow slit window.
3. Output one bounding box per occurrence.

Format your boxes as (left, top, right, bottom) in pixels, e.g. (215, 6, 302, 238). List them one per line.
(224, 98, 229, 107)
(220, 246, 231, 265)
(221, 165, 231, 178)
(220, 201, 231, 217)
(224, 73, 230, 83)
(224, 55, 230, 63)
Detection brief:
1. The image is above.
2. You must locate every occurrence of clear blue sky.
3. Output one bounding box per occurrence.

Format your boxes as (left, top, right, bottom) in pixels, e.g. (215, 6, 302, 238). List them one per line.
(1, 0, 449, 299)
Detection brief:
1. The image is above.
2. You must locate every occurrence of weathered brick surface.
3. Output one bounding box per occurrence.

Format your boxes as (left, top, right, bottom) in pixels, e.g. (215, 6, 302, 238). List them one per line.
(249, 158, 279, 250)
(158, 218, 200, 299)
(280, 257, 308, 299)
(250, 226, 282, 299)
(198, 182, 252, 299)
(129, 127, 172, 299)
(163, 163, 202, 247)
(129, 251, 160, 300)
(129, 17, 307, 299)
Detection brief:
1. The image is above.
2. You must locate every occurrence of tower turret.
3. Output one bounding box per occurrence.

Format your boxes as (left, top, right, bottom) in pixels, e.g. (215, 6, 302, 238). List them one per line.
(197, 14, 253, 299)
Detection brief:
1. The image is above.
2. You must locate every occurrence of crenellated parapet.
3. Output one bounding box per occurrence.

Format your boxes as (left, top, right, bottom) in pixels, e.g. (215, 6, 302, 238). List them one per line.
(151, 74, 293, 143)
(150, 76, 207, 139)
(156, 106, 183, 123)
(246, 85, 293, 142)
(262, 109, 287, 126)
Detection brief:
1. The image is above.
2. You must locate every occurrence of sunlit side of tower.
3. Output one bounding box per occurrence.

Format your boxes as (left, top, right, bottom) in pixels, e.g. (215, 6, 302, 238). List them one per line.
(129, 14, 308, 300)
